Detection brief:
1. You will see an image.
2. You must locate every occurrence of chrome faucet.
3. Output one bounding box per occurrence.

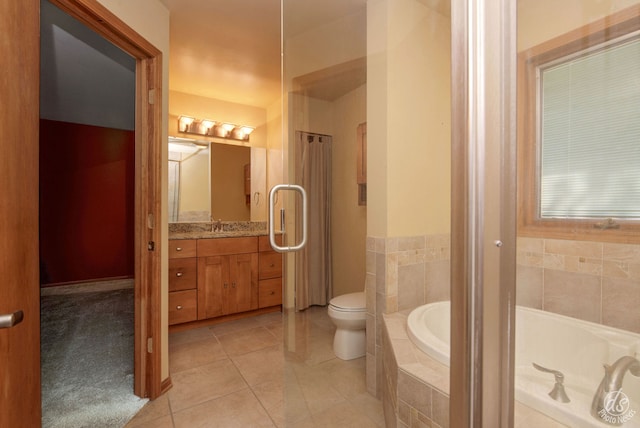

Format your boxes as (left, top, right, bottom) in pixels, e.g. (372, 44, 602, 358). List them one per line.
(212, 218, 223, 232)
(591, 355, 640, 425)
(533, 363, 571, 403)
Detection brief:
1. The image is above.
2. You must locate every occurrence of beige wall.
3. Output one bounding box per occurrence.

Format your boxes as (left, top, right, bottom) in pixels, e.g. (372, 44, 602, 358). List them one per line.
(367, 0, 451, 238)
(518, 0, 640, 51)
(96, 0, 171, 382)
(284, 10, 366, 91)
(332, 85, 367, 297)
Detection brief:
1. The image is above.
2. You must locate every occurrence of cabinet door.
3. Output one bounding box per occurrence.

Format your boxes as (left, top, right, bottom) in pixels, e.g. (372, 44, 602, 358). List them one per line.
(197, 256, 228, 319)
(228, 253, 258, 314)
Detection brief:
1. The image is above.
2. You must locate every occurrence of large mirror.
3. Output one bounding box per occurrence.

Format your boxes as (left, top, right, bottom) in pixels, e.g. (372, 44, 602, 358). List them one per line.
(168, 137, 266, 222)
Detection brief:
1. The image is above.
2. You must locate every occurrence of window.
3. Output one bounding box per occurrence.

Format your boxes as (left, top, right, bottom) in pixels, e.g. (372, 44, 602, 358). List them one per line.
(518, 6, 640, 242)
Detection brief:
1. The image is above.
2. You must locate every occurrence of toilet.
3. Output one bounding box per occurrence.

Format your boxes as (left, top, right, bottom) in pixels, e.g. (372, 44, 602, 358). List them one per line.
(327, 291, 367, 360)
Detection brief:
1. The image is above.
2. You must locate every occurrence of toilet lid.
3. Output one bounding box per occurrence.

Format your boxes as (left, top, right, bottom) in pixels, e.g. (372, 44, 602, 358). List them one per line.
(329, 292, 365, 311)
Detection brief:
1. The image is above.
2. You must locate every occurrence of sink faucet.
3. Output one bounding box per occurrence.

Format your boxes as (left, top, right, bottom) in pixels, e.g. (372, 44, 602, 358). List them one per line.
(591, 355, 640, 425)
(212, 218, 222, 232)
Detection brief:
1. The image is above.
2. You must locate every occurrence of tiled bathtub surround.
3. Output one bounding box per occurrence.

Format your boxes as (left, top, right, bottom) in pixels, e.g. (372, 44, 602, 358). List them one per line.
(366, 234, 450, 397)
(381, 311, 566, 428)
(517, 237, 640, 333)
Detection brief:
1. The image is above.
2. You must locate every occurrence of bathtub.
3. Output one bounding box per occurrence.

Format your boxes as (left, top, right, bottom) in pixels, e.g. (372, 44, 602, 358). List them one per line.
(407, 301, 640, 427)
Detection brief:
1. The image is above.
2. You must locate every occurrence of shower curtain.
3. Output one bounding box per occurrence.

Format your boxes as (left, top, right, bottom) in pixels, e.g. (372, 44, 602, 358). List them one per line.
(295, 131, 332, 310)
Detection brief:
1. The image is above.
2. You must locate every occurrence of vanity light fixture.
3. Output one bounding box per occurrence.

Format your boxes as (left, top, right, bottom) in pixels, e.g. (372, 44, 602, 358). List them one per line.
(177, 116, 254, 142)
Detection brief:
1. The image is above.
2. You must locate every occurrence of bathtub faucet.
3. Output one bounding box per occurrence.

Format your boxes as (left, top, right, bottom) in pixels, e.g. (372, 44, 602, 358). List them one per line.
(532, 363, 570, 403)
(591, 355, 640, 426)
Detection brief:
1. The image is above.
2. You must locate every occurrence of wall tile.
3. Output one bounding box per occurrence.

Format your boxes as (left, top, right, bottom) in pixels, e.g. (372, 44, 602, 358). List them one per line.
(387, 253, 399, 296)
(376, 253, 386, 295)
(517, 249, 544, 268)
(516, 265, 543, 309)
(545, 239, 602, 258)
(366, 236, 376, 252)
(366, 250, 376, 274)
(366, 273, 377, 314)
(398, 371, 432, 418)
(602, 276, 640, 333)
(563, 255, 602, 276)
(398, 236, 425, 252)
(603, 243, 640, 281)
(425, 259, 450, 304)
(603, 243, 640, 263)
(367, 352, 377, 396)
(398, 263, 426, 311)
(367, 314, 376, 355)
(542, 253, 565, 271)
(543, 269, 601, 323)
(431, 389, 450, 428)
(518, 237, 544, 253)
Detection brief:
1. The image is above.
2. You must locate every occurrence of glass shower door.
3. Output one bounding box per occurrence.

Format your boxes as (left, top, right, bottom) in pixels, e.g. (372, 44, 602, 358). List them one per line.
(514, 1, 640, 426)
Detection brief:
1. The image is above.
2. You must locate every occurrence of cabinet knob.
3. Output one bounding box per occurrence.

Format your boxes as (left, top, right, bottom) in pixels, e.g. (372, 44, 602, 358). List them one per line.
(270, 291, 275, 295)
(176, 305, 183, 310)
(232, 283, 236, 288)
(176, 272, 183, 277)
(269, 263, 275, 268)
(176, 247, 182, 251)
(224, 283, 228, 289)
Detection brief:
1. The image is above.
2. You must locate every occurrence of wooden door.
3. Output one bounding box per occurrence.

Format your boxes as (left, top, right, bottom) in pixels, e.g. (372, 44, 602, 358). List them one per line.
(230, 253, 259, 314)
(197, 256, 227, 319)
(0, 0, 41, 426)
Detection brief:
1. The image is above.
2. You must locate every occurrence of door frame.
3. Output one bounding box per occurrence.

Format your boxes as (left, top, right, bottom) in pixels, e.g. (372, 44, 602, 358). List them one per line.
(49, 0, 163, 399)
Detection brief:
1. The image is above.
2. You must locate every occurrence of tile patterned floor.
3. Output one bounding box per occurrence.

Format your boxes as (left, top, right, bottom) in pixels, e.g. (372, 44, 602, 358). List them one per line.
(125, 306, 384, 427)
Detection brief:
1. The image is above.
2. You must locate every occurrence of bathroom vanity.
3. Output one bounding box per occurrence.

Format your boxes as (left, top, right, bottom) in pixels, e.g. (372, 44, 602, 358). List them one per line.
(168, 232, 282, 327)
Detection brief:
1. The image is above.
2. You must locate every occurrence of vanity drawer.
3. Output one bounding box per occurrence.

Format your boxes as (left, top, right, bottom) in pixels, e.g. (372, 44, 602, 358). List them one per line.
(197, 236, 257, 257)
(169, 239, 197, 259)
(259, 278, 282, 308)
(169, 290, 197, 325)
(258, 234, 283, 252)
(169, 258, 197, 292)
(258, 251, 282, 279)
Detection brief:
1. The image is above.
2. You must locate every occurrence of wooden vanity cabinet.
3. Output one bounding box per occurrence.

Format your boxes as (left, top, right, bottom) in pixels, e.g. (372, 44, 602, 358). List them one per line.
(258, 235, 283, 308)
(169, 235, 282, 326)
(168, 239, 198, 325)
(197, 237, 259, 320)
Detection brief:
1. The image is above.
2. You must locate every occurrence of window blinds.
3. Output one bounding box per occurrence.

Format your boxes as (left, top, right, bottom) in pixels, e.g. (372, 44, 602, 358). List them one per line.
(539, 36, 640, 219)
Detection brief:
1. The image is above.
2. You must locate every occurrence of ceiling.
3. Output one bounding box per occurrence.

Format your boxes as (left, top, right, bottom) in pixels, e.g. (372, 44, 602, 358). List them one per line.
(163, 0, 367, 109)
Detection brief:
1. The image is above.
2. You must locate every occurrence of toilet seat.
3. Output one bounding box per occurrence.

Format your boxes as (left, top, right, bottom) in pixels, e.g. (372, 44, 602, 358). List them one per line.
(329, 292, 365, 312)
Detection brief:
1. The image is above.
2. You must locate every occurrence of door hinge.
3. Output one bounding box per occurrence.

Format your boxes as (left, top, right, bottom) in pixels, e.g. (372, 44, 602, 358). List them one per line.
(147, 213, 155, 229)
(148, 89, 156, 105)
(148, 241, 155, 251)
(147, 337, 153, 353)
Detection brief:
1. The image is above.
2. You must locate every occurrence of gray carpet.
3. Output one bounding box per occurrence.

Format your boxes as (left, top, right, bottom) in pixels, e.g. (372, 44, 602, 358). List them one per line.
(41, 287, 148, 428)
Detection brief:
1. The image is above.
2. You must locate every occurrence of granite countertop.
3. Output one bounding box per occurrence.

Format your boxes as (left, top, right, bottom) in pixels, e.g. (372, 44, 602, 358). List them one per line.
(168, 221, 269, 240)
(169, 230, 269, 240)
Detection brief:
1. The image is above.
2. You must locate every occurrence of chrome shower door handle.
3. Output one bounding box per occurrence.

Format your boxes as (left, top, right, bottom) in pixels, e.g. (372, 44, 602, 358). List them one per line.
(268, 184, 308, 253)
(0, 310, 24, 329)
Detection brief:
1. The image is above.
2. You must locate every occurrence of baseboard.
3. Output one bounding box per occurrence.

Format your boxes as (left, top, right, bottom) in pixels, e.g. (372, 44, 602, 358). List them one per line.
(159, 377, 172, 397)
(41, 278, 134, 295)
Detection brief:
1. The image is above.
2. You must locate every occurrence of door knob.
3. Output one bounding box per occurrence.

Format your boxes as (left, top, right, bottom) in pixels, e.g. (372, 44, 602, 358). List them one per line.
(0, 310, 24, 329)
